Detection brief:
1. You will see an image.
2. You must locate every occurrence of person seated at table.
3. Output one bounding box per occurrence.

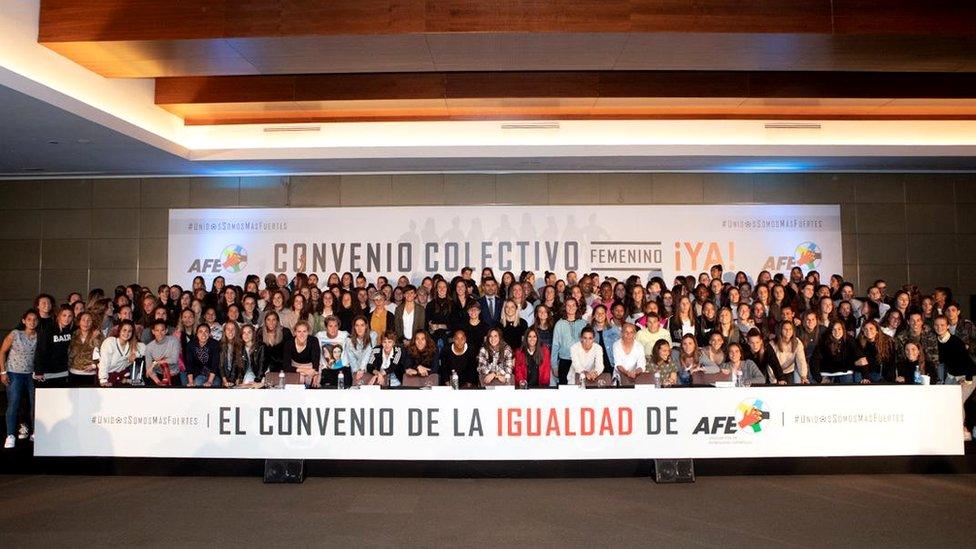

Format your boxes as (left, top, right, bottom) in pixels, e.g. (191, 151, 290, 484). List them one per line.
(477, 327, 514, 386)
(700, 331, 727, 372)
(366, 331, 411, 387)
(612, 323, 646, 384)
(258, 311, 292, 375)
(856, 320, 897, 383)
(721, 342, 767, 386)
(404, 330, 439, 382)
(744, 328, 786, 385)
(814, 320, 865, 384)
(896, 341, 925, 384)
(97, 319, 146, 387)
(282, 320, 320, 386)
(772, 320, 810, 384)
(673, 333, 713, 385)
(218, 322, 244, 388)
(439, 329, 479, 387)
(144, 320, 181, 386)
(183, 324, 219, 388)
(648, 339, 679, 386)
(238, 324, 266, 387)
(345, 316, 376, 385)
(569, 326, 604, 384)
(459, 301, 489, 355)
(514, 328, 551, 388)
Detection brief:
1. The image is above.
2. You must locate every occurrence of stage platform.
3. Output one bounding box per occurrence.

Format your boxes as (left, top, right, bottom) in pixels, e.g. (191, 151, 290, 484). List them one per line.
(3, 441, 975, 478)
(1, 473, 974, 548)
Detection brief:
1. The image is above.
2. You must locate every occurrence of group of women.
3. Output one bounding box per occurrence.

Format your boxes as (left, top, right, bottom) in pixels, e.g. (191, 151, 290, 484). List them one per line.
(3, 265, 974, 445)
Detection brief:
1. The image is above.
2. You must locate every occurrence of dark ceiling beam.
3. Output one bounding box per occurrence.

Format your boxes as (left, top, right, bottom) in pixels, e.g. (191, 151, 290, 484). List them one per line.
(155, 71, 976, 105)
(38, 0, 976, 40)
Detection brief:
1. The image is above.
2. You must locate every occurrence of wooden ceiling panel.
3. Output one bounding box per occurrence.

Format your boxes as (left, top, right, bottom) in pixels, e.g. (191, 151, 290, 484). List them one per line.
(226, 35, 436, 73)
(627, 0, 831, 33)
(153, 71, 976, 125)
(425, 33, 629, 72)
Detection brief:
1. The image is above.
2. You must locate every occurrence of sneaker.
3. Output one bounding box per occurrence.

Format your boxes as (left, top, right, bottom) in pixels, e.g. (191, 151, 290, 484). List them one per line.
(3, 435, 14, 449)
(29, 434, 34, 443)
(17, 424, 28, 440)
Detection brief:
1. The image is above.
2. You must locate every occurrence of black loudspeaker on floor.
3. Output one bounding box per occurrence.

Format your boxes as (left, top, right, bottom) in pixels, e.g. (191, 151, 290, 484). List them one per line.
(263, 459, 305, 484)
(653, 459, 695, 483)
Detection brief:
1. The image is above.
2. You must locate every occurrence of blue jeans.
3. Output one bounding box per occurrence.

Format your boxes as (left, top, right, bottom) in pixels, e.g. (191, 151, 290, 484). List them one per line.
(825, 374, 854, 384)
(5, 372, 34, 436)
(868, 372, 884, 383)
(193, 374, 221, 388)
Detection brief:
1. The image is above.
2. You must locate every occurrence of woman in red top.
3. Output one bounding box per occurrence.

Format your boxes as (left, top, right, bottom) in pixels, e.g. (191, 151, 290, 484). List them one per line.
(514, 327, 551, 388)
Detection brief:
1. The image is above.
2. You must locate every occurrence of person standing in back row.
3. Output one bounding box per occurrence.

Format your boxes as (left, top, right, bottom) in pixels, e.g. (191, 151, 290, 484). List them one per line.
(33, 304, 74, 388)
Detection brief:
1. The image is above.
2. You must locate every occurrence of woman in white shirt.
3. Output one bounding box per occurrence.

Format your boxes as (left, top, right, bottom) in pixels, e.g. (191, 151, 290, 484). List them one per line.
(772, 320, 809, 384)
(98, 320, 145, 387)
(569, 326, 604, 383)
(612, 323, 646, 383)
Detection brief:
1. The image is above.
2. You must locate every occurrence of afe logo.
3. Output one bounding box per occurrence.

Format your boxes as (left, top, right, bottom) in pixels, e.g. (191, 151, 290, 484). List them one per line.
(673, 241, 735, 272)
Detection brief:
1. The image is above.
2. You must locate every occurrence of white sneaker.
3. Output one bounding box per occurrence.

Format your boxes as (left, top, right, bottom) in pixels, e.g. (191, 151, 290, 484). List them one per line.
(29, 434, 34, 442)
(3, 435, 14, 449)
(17, 424, 28, 440)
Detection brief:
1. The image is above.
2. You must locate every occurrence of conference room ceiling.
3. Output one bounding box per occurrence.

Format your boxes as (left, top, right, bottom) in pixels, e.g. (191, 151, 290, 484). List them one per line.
(4, 82, 976, 177)
(36, 0, 976, 125)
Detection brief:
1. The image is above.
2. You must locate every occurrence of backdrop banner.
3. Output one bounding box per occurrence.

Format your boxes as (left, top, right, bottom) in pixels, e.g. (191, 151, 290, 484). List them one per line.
(34, 386, 961, 460)
(167, 205, 841, 286)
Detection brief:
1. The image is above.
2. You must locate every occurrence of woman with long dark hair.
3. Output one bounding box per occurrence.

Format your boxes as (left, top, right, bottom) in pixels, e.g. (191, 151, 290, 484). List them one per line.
(477, 327, 514, 386)
(404, 330, 439, 383)
(514, 328, 550, 388)
(814, 320, 865, 384)
(218, 321, 244, 388)
(550, 298, 586, 386)
(856, 320, 897, 383)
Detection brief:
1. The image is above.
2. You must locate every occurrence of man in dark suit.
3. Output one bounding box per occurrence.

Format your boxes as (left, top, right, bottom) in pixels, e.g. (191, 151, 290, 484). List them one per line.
(479, 278, 503, 327)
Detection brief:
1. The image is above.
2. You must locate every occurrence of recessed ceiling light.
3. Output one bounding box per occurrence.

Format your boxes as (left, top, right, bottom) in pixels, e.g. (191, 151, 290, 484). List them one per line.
(500, 122, 560, 130)
(263, 126, 321, 133)
(763, 123, 822, 130)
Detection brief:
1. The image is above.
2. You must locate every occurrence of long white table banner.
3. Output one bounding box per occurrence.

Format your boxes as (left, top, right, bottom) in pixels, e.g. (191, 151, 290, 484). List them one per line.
(34, 386, 962, 460)
(167, 204, 842, 286)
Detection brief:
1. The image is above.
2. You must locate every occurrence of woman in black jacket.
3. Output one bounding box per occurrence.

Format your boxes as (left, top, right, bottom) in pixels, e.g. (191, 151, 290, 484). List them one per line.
(425, 279, 454, 349)
(365, 331, 411, 387)
(282, 321, 320, 385)
(259, 311, 293, 375)
(239, 324, 266, 387)
(814, 321, 865, 384)
(186, 324, 220, 387)
(856, 320, 897, 383)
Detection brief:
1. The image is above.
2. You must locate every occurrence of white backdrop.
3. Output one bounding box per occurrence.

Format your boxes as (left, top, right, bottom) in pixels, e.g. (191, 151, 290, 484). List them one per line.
(35, 386, 961, 460)
(168, 205, 842, 286)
